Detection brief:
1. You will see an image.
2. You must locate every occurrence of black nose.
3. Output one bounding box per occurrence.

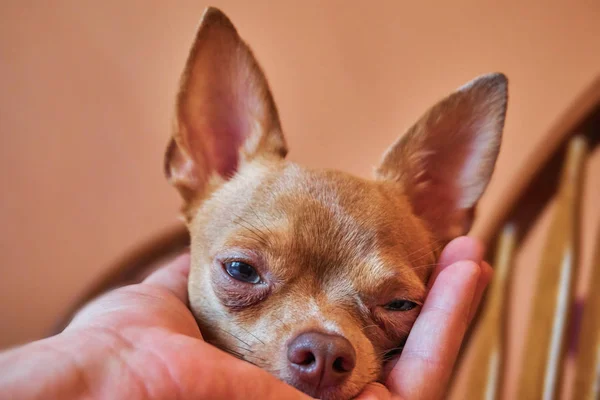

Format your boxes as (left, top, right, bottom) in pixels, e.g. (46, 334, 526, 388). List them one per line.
(287, 331, 356, 390)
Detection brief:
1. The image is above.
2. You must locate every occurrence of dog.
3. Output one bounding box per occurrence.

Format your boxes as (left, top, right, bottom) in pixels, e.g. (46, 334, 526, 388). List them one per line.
(164, 7, 507, 400)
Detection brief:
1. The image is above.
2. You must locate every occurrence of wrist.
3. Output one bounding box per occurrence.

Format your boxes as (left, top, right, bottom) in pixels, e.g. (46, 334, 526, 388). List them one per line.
(0, 332, 92, 400)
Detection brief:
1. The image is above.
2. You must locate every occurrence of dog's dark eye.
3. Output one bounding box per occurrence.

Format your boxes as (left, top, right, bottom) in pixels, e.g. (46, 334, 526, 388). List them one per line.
(224, 261, 261, 284)
(384, 300, 417, 311)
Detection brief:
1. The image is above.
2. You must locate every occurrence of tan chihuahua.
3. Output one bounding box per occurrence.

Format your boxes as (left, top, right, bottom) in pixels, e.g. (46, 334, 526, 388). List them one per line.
(164, 7, 507, 400)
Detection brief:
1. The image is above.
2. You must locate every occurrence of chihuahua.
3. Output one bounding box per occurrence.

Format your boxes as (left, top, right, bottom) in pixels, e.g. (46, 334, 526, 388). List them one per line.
(164, 7, 507, 400)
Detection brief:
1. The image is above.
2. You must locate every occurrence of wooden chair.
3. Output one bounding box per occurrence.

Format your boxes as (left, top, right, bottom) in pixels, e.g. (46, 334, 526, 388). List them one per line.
(54, 76, 600, 400)
(454, 76, 600, 400)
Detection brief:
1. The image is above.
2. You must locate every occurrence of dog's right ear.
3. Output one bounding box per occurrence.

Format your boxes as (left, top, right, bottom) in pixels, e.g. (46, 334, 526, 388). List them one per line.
(165, 7, 286, 207)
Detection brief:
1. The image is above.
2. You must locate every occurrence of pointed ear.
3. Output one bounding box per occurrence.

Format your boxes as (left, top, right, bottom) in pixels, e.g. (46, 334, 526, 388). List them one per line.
(376, 73, 508, 241)
(165, 7, 287, 204)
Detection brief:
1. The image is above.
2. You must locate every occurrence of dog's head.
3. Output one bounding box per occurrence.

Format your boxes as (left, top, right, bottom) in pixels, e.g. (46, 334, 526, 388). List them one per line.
(165, 7, 507, 399)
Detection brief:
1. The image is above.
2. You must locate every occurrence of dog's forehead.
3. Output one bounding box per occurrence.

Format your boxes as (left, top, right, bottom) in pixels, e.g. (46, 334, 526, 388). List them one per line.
(270, 164, 393, 209)
(196, 161, 436, 285)
(270, 164, 417, 235)
(259, 165, 393, 237)
(237, 163, 435, 280)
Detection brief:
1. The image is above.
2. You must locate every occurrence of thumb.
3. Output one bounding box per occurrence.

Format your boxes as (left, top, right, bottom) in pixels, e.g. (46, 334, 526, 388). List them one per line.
(143, 252, 191, 303)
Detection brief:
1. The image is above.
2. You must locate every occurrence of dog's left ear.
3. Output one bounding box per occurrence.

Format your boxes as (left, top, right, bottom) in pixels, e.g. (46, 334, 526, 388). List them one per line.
(376, 73, 508, 241)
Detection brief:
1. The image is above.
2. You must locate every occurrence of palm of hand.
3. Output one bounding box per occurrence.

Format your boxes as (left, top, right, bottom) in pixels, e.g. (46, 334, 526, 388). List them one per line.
(63, 256, 308, 400)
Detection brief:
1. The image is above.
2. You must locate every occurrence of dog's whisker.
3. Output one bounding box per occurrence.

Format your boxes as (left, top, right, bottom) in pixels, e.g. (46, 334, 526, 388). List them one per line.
(243, 359, 259, 367)
(403, 239, 442, 259)
(241, 353, 267, 362)
(214, 327, 253, 348)
(410, 262, 440, 271)
(238, 325, 266, 345)
(231, 344, 256, 353)
(221, 345, 267, 365)
(414, 241, 445, 261)
(222, 348, 246, 360)
(377, 345, 404, 356)
(361, 324, 379, 332)
(273, 315, 290, 331)
(410, 242, 445, 264)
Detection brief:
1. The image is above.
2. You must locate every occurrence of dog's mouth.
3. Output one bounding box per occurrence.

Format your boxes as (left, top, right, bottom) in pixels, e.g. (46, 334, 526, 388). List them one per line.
(383, 337, 407, 361)
(286, 340, 407, 399)
(286, 381, 362, 400)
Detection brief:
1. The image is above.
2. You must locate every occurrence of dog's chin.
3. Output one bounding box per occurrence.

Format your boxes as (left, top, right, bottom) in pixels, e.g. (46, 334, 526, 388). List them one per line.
(283, 376, 365, 400)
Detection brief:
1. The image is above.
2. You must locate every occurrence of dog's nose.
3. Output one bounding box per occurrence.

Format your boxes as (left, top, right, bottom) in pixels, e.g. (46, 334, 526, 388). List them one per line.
(287, 331, 356, 389)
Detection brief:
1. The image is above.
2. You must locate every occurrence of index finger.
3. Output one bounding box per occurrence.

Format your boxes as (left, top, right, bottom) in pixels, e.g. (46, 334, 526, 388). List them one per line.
(428, 236, 484, 290)
(386, 260, 480, 400)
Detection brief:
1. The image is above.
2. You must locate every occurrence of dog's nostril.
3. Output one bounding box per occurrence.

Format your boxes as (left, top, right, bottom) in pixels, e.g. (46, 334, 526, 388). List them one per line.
(332, 356, 351, 373)
(289, 348, 317, 366)
(299, 351, 315, 365)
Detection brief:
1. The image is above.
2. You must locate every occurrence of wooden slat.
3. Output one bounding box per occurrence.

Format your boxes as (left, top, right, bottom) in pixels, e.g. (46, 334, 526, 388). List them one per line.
(516, 135, 588, 399)
(462, 223, 517, 400)
(572, 225, 600, 400)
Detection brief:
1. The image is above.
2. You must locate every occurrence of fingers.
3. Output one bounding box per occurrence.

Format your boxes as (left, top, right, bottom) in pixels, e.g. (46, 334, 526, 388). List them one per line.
(428, 236, 484, 290)
(386, 260, 480, 400)
(379, 259, 491, 377)
(143, 252, 191, 303)
(469, 261, 493, 323)
(356, 382, 403, 400)
(432, 236, 492, 323)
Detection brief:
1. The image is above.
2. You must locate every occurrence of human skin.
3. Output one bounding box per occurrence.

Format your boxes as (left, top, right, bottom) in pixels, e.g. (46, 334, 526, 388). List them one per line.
(0, 236, 490, 400)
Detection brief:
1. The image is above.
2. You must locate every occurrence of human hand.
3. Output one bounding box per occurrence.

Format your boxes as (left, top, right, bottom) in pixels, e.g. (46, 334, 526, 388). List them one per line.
(0, 236, 490, 400)
(0, 252, 310, 400)
(357, 236, 492, 399)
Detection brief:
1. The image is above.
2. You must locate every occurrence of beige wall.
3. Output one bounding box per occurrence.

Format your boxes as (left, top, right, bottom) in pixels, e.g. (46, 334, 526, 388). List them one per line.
(1, 1, 599, 396)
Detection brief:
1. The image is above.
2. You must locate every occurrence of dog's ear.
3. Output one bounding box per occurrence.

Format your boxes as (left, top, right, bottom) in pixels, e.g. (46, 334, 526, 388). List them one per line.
(376, 73, 508, 241)
(165, 7, 286, 205)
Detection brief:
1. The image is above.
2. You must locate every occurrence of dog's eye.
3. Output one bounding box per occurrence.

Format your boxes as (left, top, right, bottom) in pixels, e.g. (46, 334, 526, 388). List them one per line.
(384, 300, 417, 311)
(224, 261, 261, 284)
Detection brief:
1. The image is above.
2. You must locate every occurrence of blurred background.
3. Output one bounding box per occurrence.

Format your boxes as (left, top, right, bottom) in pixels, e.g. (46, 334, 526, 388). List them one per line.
(1, 0, 599, 397)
